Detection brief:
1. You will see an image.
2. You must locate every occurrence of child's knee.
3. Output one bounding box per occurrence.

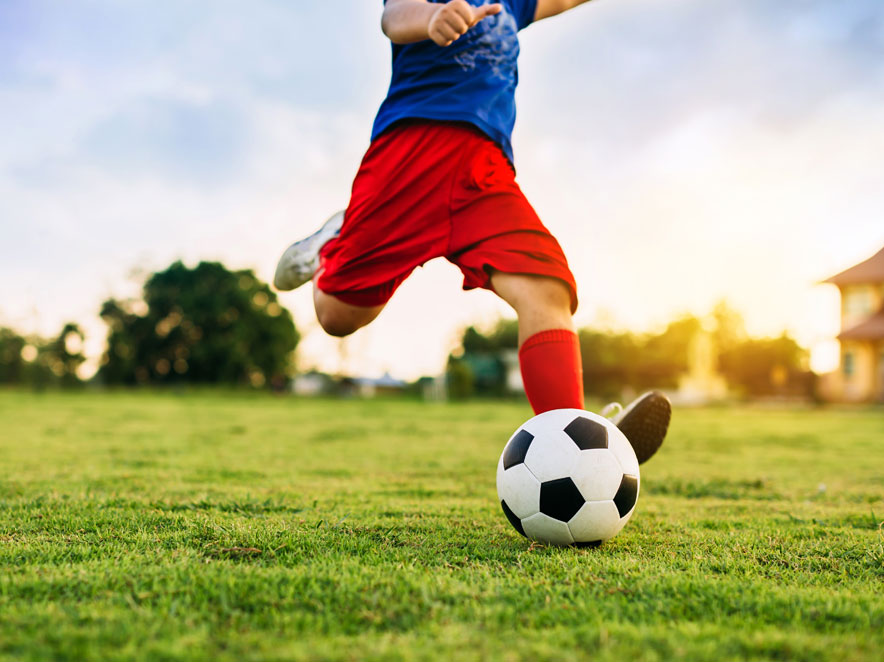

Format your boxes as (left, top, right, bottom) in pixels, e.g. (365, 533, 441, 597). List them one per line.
(314, 292, 383, 337)
(316, 307, 359, 337)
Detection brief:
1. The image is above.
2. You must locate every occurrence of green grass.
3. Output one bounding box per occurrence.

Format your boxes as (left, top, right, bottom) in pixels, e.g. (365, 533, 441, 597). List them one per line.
(0, 391, 882, 661)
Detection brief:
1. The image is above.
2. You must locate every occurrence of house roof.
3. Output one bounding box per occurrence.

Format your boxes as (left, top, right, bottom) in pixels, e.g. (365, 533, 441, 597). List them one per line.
(824, 245, 884, 286)
(839, 308, 884, 341)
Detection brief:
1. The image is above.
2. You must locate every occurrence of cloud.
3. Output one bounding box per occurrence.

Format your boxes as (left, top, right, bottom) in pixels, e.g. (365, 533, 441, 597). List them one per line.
(519, 0, 883, 150)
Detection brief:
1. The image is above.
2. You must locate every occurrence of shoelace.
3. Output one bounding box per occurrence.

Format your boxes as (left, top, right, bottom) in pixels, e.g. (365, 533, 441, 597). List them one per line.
(600, 402, 623, 419)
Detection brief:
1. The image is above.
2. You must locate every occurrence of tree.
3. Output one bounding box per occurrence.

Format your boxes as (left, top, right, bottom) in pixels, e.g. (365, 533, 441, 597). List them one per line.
(640, 315, 703, 388)
(0, 327, 27, 384)
(445, 307, 814, 401)
(99, 261, 299, 386)
(38, 323, 86, 387)
(0, 323, 85, 388)
(462, 320, 518, 353)
(711, 300, 747, 358)
(579, 329, 641, 399)
(445, 356, 475, 400)
(579, 316, 703, 397)
(447, 320, 519, 397)
(718, 333, 809, 397)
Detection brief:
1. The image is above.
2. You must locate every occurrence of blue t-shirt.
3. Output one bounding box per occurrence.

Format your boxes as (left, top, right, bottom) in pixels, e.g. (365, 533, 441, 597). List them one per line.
(372, 0, 538, 165)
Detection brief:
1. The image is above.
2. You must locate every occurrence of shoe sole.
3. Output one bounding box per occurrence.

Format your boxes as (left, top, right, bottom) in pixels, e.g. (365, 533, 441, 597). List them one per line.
(615, 391, 671, 465)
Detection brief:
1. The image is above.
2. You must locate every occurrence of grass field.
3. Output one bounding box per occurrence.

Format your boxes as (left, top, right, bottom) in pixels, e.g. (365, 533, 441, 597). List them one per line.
(0, 391, 882, 661)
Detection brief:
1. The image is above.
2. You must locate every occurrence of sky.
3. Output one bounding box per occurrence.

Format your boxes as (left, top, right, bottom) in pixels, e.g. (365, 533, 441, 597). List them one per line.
(1, 0, 883, 380)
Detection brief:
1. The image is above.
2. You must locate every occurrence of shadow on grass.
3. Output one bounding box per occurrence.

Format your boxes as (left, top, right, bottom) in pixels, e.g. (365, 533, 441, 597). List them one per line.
(644, 478, 777, 500)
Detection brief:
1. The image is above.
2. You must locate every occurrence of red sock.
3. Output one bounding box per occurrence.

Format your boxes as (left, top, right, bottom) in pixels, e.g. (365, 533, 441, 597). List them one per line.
(519, 329, 584, 414)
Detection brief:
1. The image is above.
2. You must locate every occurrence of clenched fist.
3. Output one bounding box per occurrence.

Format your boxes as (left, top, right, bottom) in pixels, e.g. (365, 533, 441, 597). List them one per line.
(428, 1, 503, 47)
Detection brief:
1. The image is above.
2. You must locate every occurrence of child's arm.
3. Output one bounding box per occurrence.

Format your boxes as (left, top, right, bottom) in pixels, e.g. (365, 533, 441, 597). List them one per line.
(533, 0, 593, 22)
(382, 0, 503, 47)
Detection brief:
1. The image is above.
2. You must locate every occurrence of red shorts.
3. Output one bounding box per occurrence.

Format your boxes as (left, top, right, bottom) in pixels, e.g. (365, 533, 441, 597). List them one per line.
(317, 120, 578, 312)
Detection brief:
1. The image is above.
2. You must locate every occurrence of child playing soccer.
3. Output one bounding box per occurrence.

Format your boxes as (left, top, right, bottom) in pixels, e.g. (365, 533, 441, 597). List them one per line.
(274, 0, 671, 463)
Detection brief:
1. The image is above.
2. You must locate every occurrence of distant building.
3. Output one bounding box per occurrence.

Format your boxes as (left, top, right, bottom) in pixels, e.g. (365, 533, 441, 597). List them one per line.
(416, 375, 447, 401)
(453, 350, 524, 397)
(292, 371, 335, 396)
(341, 372, 407, 398)
(500, 349, 524, 393)
(820, 245, 884, 403)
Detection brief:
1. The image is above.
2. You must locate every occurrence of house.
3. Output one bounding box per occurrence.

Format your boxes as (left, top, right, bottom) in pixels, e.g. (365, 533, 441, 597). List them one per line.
(339, 372, 407, 398)
(821, 245, 884, 403)
(451, 349, 524, 397)
(291, 370, 335, 396)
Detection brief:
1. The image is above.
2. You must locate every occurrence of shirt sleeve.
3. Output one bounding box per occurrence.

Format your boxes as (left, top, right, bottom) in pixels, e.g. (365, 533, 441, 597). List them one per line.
(512, 0, 538, 30)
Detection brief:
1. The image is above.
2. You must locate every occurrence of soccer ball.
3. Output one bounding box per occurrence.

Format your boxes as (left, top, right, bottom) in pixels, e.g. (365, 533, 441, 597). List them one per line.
(496, 409, 640, 546)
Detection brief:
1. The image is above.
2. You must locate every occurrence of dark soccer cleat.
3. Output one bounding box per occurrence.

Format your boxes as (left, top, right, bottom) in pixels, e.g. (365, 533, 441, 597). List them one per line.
(273, 210, 345, 291)
(604, 391, 671, 465)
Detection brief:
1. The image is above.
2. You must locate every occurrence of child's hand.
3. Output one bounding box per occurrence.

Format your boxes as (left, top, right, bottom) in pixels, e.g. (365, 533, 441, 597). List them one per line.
(428, 1, 503, 47)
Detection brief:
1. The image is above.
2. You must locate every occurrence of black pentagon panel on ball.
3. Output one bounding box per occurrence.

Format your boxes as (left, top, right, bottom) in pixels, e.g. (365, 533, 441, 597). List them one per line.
(539, 477, 585, 522)
(500, 500, 526, 537)
(563, 416, 608, 450)
(502, 429, 534, 469)
(613, 475, 639, 518)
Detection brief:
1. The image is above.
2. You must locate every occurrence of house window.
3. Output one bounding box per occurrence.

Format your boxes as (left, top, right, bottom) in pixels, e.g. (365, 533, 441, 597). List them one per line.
(843, 352, 855, 379)
(845, 289, 873, 318)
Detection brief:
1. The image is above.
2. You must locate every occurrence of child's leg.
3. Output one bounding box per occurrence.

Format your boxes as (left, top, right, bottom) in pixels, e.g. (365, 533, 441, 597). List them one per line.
(303, 123, 476, 339)
(313, 286, 385, 338)
(490, 271, 584, 414)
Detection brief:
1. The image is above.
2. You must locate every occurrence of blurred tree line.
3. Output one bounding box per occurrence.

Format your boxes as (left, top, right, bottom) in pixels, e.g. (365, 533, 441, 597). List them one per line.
(0, 261, 298, 389)
(0, 260, 811, 399)
(99, 261, 298, 388)
(0, 324, 86, 389)
(447, 302, 813, 401)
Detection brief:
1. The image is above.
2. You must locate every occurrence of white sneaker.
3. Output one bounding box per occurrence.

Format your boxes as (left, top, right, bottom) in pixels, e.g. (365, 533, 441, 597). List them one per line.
(602, 391, 671, 465)
(273, 210, 345, 291)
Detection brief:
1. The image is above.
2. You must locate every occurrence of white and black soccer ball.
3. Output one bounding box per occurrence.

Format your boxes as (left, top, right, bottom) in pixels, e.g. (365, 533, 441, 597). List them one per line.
(497, 409, 640, 546)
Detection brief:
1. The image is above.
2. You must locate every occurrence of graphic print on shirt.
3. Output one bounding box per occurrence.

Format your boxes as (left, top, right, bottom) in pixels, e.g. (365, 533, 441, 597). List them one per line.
(453, 1, 519, 82)
(372, 0, 536, 165)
